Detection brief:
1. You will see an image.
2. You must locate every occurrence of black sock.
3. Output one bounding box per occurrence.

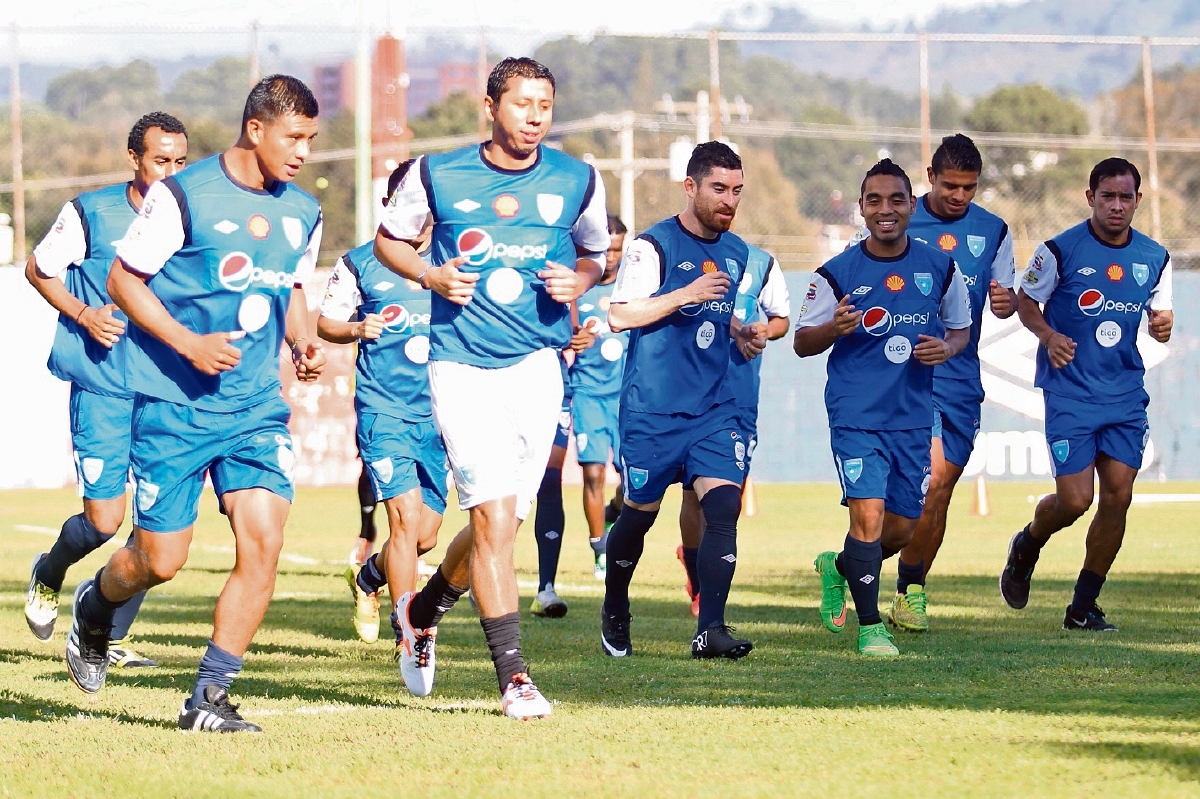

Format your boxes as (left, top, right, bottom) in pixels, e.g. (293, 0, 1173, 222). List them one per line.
(681, 546, 700, 598)
(589, 529, 608, 558)
(76, 568, 127, 635)
(358, 469, 377, 543)
(36, 514, 112, 592)
(357, 553, 386, 594)
(881, 543, 900, 560)
(1012, 524, 1045, 565)
(534, 468, 565, 591)
(480, 612, 525, 693)
(408, 566, 467, 629)
(897, 558, 925, 594)
(840, 536, 883, 626)
(602, 506, 659, 618)
(604, 490, 623, 524)
(696, 485, 741, 631)
(1070, 569, 1106, 614)
(834, 553, 845, 576)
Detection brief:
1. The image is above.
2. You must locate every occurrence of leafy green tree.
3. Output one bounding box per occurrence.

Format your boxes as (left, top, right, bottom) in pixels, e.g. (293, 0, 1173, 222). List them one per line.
(166, 57, 252, 128)
(409, 91, 478, 139)
(44, 60, 161, 129)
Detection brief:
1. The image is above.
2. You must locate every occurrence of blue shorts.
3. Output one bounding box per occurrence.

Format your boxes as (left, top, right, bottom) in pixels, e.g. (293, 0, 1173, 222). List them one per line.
(1044, 391, 1149, 477)
(357, 413, 449, 513)
(553, 396, 572, 450)
(932, 379, 983, 468)
(70, 386, 134, 501)
(734, 405, 759, 472)
(130, 395, 295, 533)
(572, 392, 620, 466)
(830, 427, 932, 520)
(619, 402, 746, 505)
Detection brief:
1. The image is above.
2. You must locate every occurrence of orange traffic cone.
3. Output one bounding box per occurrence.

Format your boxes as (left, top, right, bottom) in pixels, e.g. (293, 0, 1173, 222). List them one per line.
(741, 475, 759, 517)
(970, 474, 991, 516)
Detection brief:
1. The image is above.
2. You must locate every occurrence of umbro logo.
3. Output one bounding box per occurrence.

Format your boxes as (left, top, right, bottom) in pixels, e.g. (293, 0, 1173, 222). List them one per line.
(678, 262, 697, 271)
(453, 199, 481, 213)
(615, 560, 632, 568)
(1080, 267, 1097, 276)
(859, 574, 875, 585)
(852, 285, 872, 295)
(373, 281, 395, 291)
(214, 220, 239, 234)
(544, 531, 560, 540)
(721, 554, 737, 563)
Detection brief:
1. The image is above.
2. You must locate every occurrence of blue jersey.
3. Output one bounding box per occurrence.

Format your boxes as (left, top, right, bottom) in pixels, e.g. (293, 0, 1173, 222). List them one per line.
(115, 155, 323, 412)
(727, 245, 782, 410)
(908, 195, 1014, 388)
(1020, 221, 1171, 403)
(323, 242, 432, 421)
(36, 183, 138, 398)
(797, 238, 972, 431)
(614, 216, 750, 417)
(570, 279, 627, 399)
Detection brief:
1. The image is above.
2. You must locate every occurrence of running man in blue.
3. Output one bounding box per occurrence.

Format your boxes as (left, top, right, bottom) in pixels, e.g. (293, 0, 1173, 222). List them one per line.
(321, 160, 448, 650)
(1000, 158, 1173, 632)
(374, 58, 609, 719)
(676, 241, 791, 618)
(888, 134, 1016, 632)
(23, 112, 188, 670)
(66, 76, 326, 733)
(600, 142, 767, 661)
(796, 159, 971, 657)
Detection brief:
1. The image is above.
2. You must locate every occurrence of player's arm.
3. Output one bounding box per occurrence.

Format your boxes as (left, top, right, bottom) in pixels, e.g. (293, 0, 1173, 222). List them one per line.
(1014, 243, 1075, 368)
(793, 272, 857, 357)
(759, 257, 793, 341)
(731, 315, 767, 361)
(286, 218, 326, 382)
(317, 256, 383, 344)
(915, 263, 971, 365)
(1146, 252, 1174, 343)
(987, 224, 1018, 319)
(540, 169, 610, 303)
(607, 237, 730, 331)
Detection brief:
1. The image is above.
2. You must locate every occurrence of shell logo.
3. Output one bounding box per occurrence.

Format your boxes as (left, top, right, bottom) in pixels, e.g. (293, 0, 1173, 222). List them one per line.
(248, 214, 271, 240)
(937, 233, 958, 252)
(701, 260, 718, 274)
(493, 194, 520, 218)
(1107, 264, 1124, 282)
(886, 274, 905, 292)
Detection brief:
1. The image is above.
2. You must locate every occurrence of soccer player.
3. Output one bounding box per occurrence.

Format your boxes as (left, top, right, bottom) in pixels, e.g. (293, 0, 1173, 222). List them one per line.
(796, 159, 970, 657)
(1000, 158, 1172, 632)
(23, 112, 188, 670)
(321, 159, 448, 649)
(677, 241, 792, 618)
(66, 75, 325, 734)
(374, 57, 609, 719)
(887, 134, 1016, 633)
(599, 141, 767, 660)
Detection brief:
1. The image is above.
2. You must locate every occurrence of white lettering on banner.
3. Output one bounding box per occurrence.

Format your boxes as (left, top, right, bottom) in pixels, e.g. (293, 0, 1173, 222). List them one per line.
(964, 430, 1157, 477)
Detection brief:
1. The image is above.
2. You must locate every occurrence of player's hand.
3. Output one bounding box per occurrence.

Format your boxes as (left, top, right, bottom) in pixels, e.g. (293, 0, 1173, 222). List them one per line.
(914, 334, 954, 365)
(734, 320, 768, 361)
(988, 280, 1014, 317)
(539, 261, 587, 304)
(183, 330, 244, 375)
(1148, 309, 1173, 343)
(1042, 330, 1076, 368)
(570, 317, 598, 352)
(294, 338, 326, 382)
(356, 313, 385, 340)
(424, 257, 479, 306)
(832, 295, 863, 337)
(78, 303, 126, 349)
(679, 271, 731, 307)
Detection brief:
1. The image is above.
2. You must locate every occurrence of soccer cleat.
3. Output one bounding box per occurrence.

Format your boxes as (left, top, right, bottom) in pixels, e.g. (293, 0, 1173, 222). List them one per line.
(887, 584, 929, 632)
(108, 637, 158, 669)
(600, 610, 632, 657)
(24, 553, 59, 641)
(344, 565, 380, 644)
(858, 622, 900, 657)
(814, 551, 849, 633)
(999, 531, 1035, 610)
(65, 579, 110, 694)
(501, 672, 552, 720)
(394, 591, 437, 696)
(593, 552, 607, 581)
(178, 684, 262, 733)
(691, 623, 753, 660)
(1063, 604, 1118, 632)
(530, 585, 568, 618)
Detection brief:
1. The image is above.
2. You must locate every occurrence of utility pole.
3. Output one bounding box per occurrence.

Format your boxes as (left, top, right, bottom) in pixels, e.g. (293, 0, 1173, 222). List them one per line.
(355, 0, 373, 244)
(477, 30, 488, 142)
(10, 24, 24, 263)
(619, 112, 635, 235)
(708, 29, 721, 140)
(1141, 38, 1162, 242)
(919, 32, 931, 171)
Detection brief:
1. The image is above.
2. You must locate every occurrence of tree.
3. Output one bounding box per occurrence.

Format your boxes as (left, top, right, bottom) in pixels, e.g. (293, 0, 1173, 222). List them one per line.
(409, 91, 478, 139)
(44, 60, 161, 129)
(166, 57, 252, 128)
(966, 83, 1087, 135)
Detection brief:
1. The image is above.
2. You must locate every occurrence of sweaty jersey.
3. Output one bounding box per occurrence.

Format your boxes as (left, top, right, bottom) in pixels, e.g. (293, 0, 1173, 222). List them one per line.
(115, 155, 322, 411)
(1019, 220, 1172, 403)
(611, 216, 749, 416)
(728, 246, 791, 409)
(34, 183, 139, 398)
(797, 237, 971, 430)
(569, 279, 628, 399)
(379, 144, 609, 368)
(321, 242, 433, 421)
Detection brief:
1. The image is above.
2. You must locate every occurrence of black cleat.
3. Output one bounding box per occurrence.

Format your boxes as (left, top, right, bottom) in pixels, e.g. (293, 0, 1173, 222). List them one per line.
(1064, 604, 1118, 632)
(178, 685, 263, 733)
(999, 530, 1036, 610)
(600, 611, 632, 657)
(691, 623, 753, 660)
(65, 580, 110, 694)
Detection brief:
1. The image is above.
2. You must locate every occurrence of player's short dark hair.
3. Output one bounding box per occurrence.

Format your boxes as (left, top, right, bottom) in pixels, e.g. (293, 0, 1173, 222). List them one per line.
(127, 112, 187, 158)
(860, 158, 912, 197)
(386, 159, 416, 201)
(930, 133, 982, 176)
(607, 215, 627, 236)
(1089, 157, 1141, 193)
(242, 74, 319, 132)
(486, 57, 555, 104)
(686, 141, 742, 183)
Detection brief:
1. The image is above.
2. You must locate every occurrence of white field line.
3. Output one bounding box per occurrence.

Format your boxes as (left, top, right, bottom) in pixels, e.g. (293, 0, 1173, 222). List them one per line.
(1028, 493, 1200, 504)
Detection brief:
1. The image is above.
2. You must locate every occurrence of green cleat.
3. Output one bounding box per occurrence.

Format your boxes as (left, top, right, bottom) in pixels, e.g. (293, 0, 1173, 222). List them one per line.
(814, 551, 848, 633)
(344, 565, 380, 644)
(887, 584, 929, 632)
(858, 622, 899, 657)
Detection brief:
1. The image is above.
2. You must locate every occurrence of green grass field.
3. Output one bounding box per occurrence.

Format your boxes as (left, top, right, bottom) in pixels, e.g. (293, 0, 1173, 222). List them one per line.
(2, 481, 1199, 798)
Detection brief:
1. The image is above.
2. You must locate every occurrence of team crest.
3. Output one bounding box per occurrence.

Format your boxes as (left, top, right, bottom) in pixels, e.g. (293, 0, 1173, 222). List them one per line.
(967, 235, 986, 257)
(136, 480, 160, 512)
(81, 457, 104, 485)
(914, 273, 933, 296)
(493, 194, 520, 218)
(628, 467, 649, 490)
(247, 214, 271, 240)
(370, 458, 394, 485)
(1051, 439, 1070, 463)
(842, 458, 863, 484)
(937, 233, 958, 252)
(576, 434, 588, 453)
(1132, 262, 1149, 286)
(537, 193, 564, 225)
(282, 217, 303, 250)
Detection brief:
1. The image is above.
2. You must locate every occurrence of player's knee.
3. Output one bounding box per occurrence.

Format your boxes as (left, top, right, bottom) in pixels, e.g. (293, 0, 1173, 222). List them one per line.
(84, 503, 125, 536)
(1097, 483, 1133, 512)
(699, 484, 741, 533)
(143, 549, 185, 585)
(1058, 490, 1094, 521)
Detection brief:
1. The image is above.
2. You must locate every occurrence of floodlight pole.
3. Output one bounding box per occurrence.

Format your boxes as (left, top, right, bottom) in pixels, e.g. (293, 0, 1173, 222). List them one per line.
(919, 32, 931, 171)
(355, 0, 373, 245)
(708, 29, 721, 140)
(1141, 38, 1162, 242)
(9, 24, 24, 263)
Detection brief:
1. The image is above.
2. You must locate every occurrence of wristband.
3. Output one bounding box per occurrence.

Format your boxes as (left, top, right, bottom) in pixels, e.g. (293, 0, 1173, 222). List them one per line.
(291, 336, 309, 354)
(75, 305, 89, 323)
(417, 266, 433, 289)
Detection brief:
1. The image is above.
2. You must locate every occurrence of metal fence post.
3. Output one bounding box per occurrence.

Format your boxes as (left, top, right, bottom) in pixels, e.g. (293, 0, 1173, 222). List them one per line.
(249, 22, 260, 87)
(709, 29, 721, 141)
(619, 111, 635, 235)
(355, 0, 373, 245)
(919, 32, 931, 172)
(1141, 37, 1162, 242)
(9, 23, 24, 263)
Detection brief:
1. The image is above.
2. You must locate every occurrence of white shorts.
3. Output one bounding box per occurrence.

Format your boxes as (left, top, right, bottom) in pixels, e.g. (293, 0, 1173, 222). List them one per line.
(428, 347, 564, 520)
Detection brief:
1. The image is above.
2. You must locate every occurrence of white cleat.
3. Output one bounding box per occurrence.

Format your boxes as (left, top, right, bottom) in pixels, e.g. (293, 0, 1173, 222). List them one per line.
(501, 672, 552, 720)
(394, 591, 436, 697)
(25, 553, 59, 641)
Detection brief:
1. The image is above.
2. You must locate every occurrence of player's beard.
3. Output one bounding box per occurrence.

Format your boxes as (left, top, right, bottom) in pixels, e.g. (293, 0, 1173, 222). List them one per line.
(696, 200, 736, 234)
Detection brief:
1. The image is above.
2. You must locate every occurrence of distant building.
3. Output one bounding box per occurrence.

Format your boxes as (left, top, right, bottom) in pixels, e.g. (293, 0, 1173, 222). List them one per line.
(316, 54, 478, 118)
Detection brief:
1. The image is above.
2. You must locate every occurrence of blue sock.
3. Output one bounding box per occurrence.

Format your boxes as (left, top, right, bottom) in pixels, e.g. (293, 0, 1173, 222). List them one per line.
(76, 568, 126, 635)
(534, 468, 565, 591)
(36, 514, 113, 592)
(357, 553, 386, 594)
(1070, 569, 1106, 614)
(602, 506, 659, 618)
(682, 547, 700, 599)
(840, 535, 883, 626)
(896, 559, 925, 594)
(109, 591, 147, 640)
(696, 485, 741, 632)
(189, 640, 244, 709)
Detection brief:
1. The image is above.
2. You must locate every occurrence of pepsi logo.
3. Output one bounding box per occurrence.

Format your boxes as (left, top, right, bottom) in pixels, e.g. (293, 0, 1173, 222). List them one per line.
(862, 306, 892, 336)
(456, 228, 494, 266)
(380, 304, 410, 331)
(218, 252, 255, 292)
(1078, 289, 1105, 317)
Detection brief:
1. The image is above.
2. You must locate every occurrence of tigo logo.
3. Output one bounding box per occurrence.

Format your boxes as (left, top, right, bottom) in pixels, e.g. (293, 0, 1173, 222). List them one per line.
(1095, 320, 1122, 348)
(1107, 264, 1124, 282)
(862, 307, 892, 336)
(937, 233, 958, 252)
(1078, 289, 1105, 317)
(886, 274, 905, 292)
(884, 335, 912, 364)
